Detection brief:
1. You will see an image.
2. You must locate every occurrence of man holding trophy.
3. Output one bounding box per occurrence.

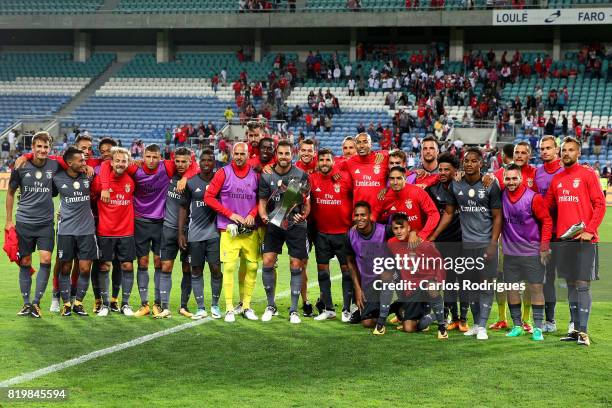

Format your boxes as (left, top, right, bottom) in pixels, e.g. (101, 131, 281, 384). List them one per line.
(545, 137, 606, 346)
(258, 140, 310, 324)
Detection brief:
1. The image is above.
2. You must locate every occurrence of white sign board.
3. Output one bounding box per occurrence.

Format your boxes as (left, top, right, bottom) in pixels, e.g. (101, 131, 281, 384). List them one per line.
(493, 8, 612, 25)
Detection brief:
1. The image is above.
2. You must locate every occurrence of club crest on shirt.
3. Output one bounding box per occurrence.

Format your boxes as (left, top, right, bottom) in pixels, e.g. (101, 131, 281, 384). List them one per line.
(478, 189, 485, 199)
(125, 184, 131, 193)
(468, 188, 475, 198)
(405, 199, 412, 209)
(73, 181, 80, 190)
(35, 171, 42, 179)
(333, 183, 340, 193)
(83, 179, 89, 188)
(58, 250, 63, 259)
(373, 165, 380, 175)
(526, 178, 534, 187)
(46, 170, 53, 179)
(573, 178, 580, 188)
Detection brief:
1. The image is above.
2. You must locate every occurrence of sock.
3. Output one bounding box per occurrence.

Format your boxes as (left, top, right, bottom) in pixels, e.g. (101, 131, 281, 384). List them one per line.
(317, 267, 333, 310)
(417, 313, 434, 331)
(222, 259, 237, 311)
(430, 295, 446, 330)
(99, 271, 110, 305)
(576, 284, 592, 333)
(568, 284, 579, 329)
(159, 272, 172, 309)
(289, 268, 302, 313)
(241, 261, 257, 310)
(59, 273, 71, 303)
(470, 301, 480, 327)
(532, 304, 545, 330)
(191, 273, 205, 310)
(262, 266, 276, 307)
(545, 302, 556, 323)
(111, 264, 122, 299)
(137, 267, 149, 305)
(33, 263, 51, 304)
(522, 300, 532, 323)
(211, 270, 223, 308)
(19, 265, 32, 304)
(180, 272, 191, 309)
(378, 285, 393, 321)
(91, 261, 100, 299)
(508, 303, 522, 327)
(70, 268, 79, 298)
(497, 299, 507, 322)
(477, 290, 494, 328)
(459, 302, 469, 321)
(341, 268, 353, 312)
(52, 271, 59, 294)
(120, 269, 134, 305)
(154, 268, 161, 304)
(76, 273, 89, 302)
(444, 302, 458, 321)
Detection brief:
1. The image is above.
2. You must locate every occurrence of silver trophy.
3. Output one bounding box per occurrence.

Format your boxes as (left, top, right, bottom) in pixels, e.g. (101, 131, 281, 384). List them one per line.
(268, 178, 308, 230)
(560, 221, 586, 241)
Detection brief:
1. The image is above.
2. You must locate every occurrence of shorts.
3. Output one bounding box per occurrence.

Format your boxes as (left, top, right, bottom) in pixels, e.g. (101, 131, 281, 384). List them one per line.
(189, 237, 221, 268)
(461, 246, 498, 281)
(16, 222, 54, 257)
(314, 232, 348, 265)
(98, 236, 136, 263)
(263, 223, 308, 260)
(555, 241, 599, 282)
(134, 218, 163, 258)
(160, 225, 188, 262)
(361, 301, 380, 321)
(503, 254, 544, 284)
(307, 222, 317, 254)
(220, 229, 260, 264)
(400, 300, 429, 322)
(57, 234, 98, 262)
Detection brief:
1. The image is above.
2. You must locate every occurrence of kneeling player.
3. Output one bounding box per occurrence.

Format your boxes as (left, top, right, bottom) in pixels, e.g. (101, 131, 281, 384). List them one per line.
(387, 213, 448, 339)
(53, 147, 97, 316)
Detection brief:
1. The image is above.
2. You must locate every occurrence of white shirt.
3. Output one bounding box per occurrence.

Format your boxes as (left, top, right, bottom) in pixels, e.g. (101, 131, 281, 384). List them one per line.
(348, 79, 356, 90)
(8, 131, 15, 145)
(344, 65, 352, 77)
(333, 68, 341, 79)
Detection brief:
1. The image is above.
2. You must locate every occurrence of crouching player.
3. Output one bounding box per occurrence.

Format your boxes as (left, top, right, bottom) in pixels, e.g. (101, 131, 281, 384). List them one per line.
(346, 201, 394, 335)
(387, 213, 448, 339)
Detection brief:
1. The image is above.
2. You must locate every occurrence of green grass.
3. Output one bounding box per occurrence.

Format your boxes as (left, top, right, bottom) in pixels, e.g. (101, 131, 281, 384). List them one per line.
(0, 190, 610, 407)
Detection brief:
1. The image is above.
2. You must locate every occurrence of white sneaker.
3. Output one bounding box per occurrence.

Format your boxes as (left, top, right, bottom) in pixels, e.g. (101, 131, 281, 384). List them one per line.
(121, 304, 134, 316)
(157, 309, 172, 319)
(464, 325, 479, 336)
(261, 306, 278, 322)
(314, 310, 337, 321)
(191, 309, 208, 320)
(49, 298, 60, 313)
(210, 305, 221, 319)
(225, 311, 235, 323)
(234, 302, 244, 315)
(568, 322, 575, 333)
(543, 321, 557, 333)
(341, 310, 351, 323)
(243, 308, 258, 321)
(97, 305, 109, 317)
(289, 312, 301, 324)
(476, 326, 489, 340)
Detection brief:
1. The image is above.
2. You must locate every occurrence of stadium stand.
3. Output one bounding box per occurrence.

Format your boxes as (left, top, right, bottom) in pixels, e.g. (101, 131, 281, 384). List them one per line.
(0, 0, 103, 14)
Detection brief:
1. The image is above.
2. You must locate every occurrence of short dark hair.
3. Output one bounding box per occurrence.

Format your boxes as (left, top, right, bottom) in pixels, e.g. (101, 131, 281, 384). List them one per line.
(505, 163, 522, 173)
(299, 139, 315, 148)
(199, 148, 214, 159)
(389, 166, 406, 175)
(259, 137, 274, 149)
(75, 134, 93, 145)
(175, 147, 192, 157)
(145, 144, 161, 153)
(562, 136, 580, 149)
(277, 140, 292, 151)
(98, 137, 117, 150)
(317, 148, 334, 157)
(63, 146, 83, 164)
(389, 149, 407, 162)
(502, 143, 515, 158)
(437, 152, 459, 169)
(354, 200, 371, 213)
(422, 135, 438, 146)
(464, 147, 483, 161)
(391, 212, 409, 225)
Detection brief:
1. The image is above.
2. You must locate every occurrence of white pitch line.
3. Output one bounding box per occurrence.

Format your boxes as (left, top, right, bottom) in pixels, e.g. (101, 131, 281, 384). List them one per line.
(0, 273, 342, 387)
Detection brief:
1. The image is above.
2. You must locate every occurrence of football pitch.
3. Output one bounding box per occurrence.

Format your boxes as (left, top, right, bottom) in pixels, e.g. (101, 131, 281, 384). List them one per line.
(0, 190, 610, 407)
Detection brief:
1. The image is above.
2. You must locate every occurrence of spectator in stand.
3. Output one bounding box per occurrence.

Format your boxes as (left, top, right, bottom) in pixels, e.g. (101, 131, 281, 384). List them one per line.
(357, 77, 366, 96)
(324, 115, 333, 132)
(544, 117, 556, 136)
(290, 105, 303, 125)
(593, 131, 603, 156)
(224, 106, 235, 122)
(380, 126, 392, 150)
(348, 77, 356, 96)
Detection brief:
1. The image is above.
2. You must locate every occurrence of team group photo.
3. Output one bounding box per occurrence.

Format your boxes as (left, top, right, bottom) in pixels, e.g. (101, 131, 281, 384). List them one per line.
(0, 3, 611, 406)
